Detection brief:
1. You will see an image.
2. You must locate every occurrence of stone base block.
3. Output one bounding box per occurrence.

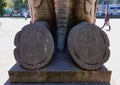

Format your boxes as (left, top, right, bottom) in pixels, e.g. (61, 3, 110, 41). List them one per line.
(4, 79, 111, 85)
(8, 52, 111, 83)
(9, 63, 111, 83)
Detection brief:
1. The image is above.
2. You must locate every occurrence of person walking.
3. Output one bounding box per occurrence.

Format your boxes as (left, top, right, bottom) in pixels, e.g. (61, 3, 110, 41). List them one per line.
(23, 12, 28, 20)
(101, 0, 111, 31)
(0, 22, 2, 27)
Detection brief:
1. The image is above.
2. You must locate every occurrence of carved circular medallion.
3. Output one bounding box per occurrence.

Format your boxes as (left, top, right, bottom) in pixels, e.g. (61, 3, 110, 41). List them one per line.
(14, 22, 54, 69)
(68, 22, 110, 70)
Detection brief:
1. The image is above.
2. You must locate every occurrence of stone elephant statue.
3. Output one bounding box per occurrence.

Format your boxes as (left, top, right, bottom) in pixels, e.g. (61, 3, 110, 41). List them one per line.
(69, 0, 98, 28)
(14, 0, 110, 71)
(27, 0, 55, 23)
(28, 0, 56, 37)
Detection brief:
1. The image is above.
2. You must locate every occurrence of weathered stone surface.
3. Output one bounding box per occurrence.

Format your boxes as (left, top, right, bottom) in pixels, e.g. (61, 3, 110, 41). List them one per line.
(28, 0, 55, 23)
(28, 0, 56, 36)
(68, 22, 110, 70)
(72, 0, 98, 23)
(28, 0, 98, 52)
(54, 0, 70, 52)
(7, 0, 112, 85)
(5, 80, 111, 85)
(9, 51, 111, 83)
(14, 21, 54, 70)
(9, 68, 111, 83)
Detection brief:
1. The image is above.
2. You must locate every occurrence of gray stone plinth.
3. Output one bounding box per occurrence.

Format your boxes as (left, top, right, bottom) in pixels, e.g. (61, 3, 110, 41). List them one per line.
(4, 80, 111, 85)
(8, 51, 111, 83)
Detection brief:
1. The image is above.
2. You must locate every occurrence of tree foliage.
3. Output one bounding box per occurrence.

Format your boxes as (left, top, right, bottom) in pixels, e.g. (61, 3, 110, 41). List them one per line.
(0, 0, 6, 16)
(5, 0, 28, 10)
(5, 0, 14, 9)
(22, 0, 27, 3)
(13, 0, 28, 10)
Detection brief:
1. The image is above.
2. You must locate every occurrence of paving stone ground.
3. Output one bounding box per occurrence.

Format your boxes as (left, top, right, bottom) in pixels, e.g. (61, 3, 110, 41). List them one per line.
(0, 18, 119, 85)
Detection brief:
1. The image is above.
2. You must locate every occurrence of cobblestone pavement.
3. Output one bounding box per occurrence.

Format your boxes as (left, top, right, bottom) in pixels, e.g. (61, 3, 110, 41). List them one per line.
(0, 18, 119, 85)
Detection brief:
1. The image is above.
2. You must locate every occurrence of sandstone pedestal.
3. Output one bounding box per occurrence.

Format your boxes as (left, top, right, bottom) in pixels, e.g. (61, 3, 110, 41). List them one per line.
(8, 51, 111, 85)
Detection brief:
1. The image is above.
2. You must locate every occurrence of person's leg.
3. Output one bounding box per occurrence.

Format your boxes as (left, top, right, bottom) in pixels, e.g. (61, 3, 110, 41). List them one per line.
(101, 23, 106, 29)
